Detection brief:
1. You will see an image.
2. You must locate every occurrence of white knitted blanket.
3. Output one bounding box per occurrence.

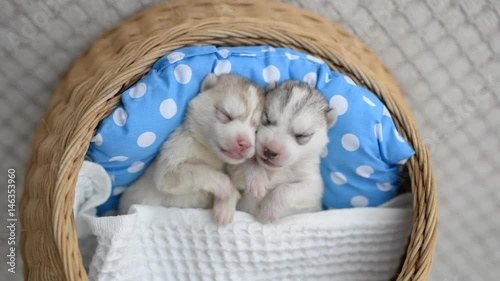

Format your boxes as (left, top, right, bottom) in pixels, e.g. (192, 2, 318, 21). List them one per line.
(83, 196, 412, 281)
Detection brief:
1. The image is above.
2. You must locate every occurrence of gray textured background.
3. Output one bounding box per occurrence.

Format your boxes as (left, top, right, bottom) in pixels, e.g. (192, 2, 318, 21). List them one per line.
(0, 0, 499, 280)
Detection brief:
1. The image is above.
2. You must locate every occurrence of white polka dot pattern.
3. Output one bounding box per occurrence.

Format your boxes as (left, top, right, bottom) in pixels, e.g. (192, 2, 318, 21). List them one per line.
(363, 96, 376, 107)
(112, 186, 127, 196)
(306, 54, 324, 64)
(113, 108, 127, 126)
(214, 60, 231, 75)
(137, 132, 156, 148)
(351, 195, 369, 207)
(356, 165, 374, 178)
(303, 72, 317, 87)
(160, 99, 177, 119)
(329, 95, 348, 116)
(127, 161, 144, 173)
(173, 64, 192, 84)
(91, 133, 103, 146)
(325, 73, 332, 83)
(383, 106, 391, 117)
(395, 129, 405, 142)
(285, 52, 299, 60)
(341, 134, 360, 151)
(167, 52, 185, 64)
(330, 172, 347, 185)
(261, 46, 276, 52)
(218, 49, 230, 58)
(109, 156, 128, 162)
(344, 75, 356, 85)
(376, 182, 392, 192)
(262, 65, 280, 83)
(374, 123, 383, 141)
(129, 83, 147, 98)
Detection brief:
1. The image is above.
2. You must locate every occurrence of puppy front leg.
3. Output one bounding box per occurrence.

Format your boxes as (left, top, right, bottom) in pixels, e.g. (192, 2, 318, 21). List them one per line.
(185, 163, 236, 200)
(179, 163, 240, 225)
(212, 188, 241, 225)
(257, 181, 321, 223)
(157, 163, 234, 200)
(242, 158, 269, 198)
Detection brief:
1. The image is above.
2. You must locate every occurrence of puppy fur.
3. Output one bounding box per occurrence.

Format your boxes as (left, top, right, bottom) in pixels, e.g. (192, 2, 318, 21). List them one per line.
(227, 81, 336, 223)
(119, 74, 265, 224)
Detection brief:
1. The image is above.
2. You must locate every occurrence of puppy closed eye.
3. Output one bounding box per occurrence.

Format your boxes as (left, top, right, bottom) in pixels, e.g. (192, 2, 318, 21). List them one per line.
(215, 107, 232, 123)
(294, 133, 314, 145)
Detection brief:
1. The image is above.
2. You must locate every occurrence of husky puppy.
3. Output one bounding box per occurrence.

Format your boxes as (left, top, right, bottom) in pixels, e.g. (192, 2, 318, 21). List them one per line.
(228, 81, 336, 223)
(119, 74, 265, 225)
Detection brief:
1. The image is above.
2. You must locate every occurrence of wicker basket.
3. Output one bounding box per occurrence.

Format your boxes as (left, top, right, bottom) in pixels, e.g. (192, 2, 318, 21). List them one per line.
(20, 0, 437, 280)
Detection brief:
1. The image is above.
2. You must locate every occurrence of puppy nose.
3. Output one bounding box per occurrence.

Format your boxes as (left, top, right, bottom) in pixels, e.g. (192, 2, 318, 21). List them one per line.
(237, 138, 250, 151)
(263, 147, 278, 159)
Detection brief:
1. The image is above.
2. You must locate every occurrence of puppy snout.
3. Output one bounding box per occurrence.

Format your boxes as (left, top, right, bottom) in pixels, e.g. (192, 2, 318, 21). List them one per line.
(236, 137, 251, 152)
(263, 147, 279, 159)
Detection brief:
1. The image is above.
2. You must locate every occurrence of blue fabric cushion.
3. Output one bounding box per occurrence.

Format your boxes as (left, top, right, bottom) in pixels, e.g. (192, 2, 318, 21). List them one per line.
(86, 45, 415, 216)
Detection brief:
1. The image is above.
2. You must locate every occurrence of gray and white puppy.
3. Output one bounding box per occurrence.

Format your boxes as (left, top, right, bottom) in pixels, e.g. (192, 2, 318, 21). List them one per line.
(228, 81, 336, 223)
(119, 74, 265, 224)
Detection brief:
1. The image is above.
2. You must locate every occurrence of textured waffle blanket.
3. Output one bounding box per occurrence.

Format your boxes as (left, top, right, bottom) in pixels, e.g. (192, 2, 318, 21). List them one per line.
(83, 197, 412, 281)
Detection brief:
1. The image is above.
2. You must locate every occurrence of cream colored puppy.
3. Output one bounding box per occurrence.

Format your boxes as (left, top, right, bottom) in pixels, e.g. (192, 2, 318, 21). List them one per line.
(228, 81, 336, 223)
(119, 74, 265, 224)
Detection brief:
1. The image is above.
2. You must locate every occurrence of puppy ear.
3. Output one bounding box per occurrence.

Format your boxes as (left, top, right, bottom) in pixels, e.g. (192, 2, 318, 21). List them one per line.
(201, 73, 218, 92)
(266, 81, 278, 90)
(326, 107, 337, 128)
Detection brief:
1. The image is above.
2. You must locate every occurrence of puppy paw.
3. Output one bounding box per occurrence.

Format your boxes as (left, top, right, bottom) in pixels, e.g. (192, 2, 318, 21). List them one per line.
(211, 174, 233, 200)
(245, 175, 268, 199)
(212, 200, 236, 225)
(256, 203, 279, 224)
(256, 191, 283, 224)
(244, 165, 269, 198)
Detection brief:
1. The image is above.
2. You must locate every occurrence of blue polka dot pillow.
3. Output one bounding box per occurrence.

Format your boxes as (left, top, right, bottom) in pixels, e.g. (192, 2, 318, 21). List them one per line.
(86, 45, 415, 216)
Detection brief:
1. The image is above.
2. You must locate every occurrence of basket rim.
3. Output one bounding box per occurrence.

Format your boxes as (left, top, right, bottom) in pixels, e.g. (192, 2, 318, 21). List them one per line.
(20, 1, 437, 280)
